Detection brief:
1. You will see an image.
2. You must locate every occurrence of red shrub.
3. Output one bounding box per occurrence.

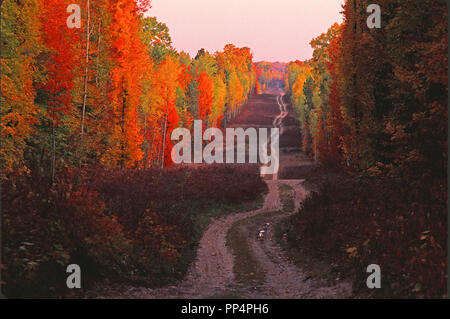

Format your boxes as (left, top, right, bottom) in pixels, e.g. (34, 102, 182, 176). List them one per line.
(3, 164, 267, 296)
(2, 171, 130, 297)
(286, 176, 447, 298)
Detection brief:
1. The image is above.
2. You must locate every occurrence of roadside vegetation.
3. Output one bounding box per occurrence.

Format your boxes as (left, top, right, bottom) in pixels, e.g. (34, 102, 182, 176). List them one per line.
(2, 164, 267, 298)
(277, 166, 446, 298)
(282, 0, 447, 299)
(278, 184, 295, 213)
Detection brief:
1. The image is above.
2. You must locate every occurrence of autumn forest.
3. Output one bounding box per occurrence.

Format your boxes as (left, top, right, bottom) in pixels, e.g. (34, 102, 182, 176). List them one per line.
(1, 0, 448, 299)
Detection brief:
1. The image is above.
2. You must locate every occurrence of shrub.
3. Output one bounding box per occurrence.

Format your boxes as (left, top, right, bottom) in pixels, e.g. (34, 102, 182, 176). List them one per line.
(2, 164, 267, 297)
(285, 175, 447, 298)
(2, 171, 130, 297)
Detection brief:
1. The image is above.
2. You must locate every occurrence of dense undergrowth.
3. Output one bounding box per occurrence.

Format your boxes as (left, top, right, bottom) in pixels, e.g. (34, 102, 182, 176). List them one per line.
(279, 166, 447, 298)
(2, 164, 267, 298)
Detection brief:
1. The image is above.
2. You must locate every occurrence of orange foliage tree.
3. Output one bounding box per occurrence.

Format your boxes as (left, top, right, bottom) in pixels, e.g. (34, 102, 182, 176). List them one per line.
(1, 0, 40, 176)
(101, 0, 151, 168)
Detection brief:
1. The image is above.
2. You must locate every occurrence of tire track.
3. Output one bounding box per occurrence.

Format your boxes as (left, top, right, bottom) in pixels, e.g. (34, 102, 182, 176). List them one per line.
(241, 181, 353, 299)
(260, 93, 288, 181)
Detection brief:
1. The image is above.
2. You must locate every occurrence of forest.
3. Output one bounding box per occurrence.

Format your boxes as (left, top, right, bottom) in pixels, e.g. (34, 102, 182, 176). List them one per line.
(1, 0, 448, 299)
(283, 0, 447, 298)
(1, 0, 260, 297)
(255, 61, 287, 93)
(1, 0, 257, 176)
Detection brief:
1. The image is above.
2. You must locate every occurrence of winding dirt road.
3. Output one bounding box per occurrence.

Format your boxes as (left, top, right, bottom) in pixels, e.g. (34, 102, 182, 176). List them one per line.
(241, 180, 352, 299)
(88, 178, 351, 299)
(274, 94, 288, 135)
(83, 93, 352, 299)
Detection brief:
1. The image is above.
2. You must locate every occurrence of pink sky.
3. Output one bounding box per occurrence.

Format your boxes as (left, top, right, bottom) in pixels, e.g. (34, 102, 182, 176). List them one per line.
(145, 0, 345, 62)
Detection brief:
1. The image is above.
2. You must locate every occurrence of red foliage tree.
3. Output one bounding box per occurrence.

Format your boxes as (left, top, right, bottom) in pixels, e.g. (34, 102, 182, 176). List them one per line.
(101, 0, 150, 168)
(39, 0, 79, 126)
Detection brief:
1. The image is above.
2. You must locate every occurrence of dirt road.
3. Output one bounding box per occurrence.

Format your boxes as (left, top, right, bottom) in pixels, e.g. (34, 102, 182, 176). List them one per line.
(87, 178, 351, 298)
(260, 93, 288, 180)
(82, 92, 351, 299)
(239, 180, 352, 299)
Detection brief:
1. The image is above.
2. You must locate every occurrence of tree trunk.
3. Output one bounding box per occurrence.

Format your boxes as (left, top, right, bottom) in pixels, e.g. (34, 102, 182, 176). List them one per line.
(161, 102, 168, 169)
(81, 0, 90, 138)
(96, 20, 101, 88)
(51, 125, 56, 184)
(120, 87, 126, 169)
